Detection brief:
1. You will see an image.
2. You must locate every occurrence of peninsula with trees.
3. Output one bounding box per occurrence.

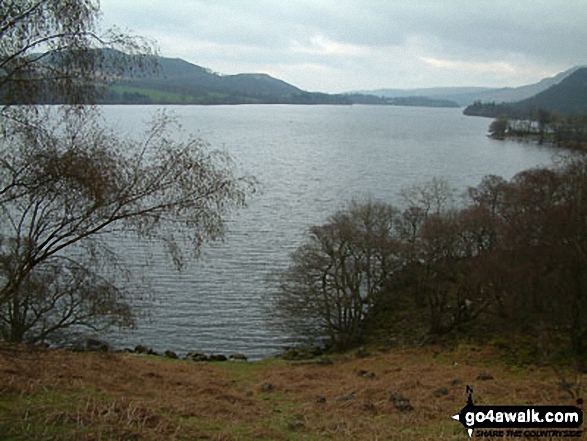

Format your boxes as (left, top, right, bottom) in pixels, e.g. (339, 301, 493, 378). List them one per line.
(463, 68, 587, 148)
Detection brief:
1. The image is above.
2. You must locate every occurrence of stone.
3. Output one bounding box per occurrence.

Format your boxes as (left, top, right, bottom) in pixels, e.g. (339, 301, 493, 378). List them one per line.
(164, 350, 178, 359)
(476, 373, 494, 381)
(187, 352, 208, 362)
(356, 347, 370, 358)
(260, 382, 274, 392)
(86, 338, 110, 352)
(357, 370, 376, 378)
(362, 402, 377, 413)
(209, 354, 227, 362)
(451, 379, 463, 386)
(315, 357, 333, 366)
(559, 381, 575, 391)
(336, 393, 356, 402)
(281, 349, 299, 360)
(390, 392, 414, 412)
(134, 345, 149, 354)
(229, 353, 248, 362)
(316, 396, 327, 404)
(433, 387, 450, 397)
(282, 348, 314, 361)
(287, 421, 305, 431)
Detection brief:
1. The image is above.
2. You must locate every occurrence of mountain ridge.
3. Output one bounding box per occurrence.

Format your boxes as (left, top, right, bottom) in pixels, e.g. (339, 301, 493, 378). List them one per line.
(98, 52, 460, 106)
(353, 67, 583, 107)
(463, 67, 587, 118)
(104, 52, 308, 104)
(3, 49, 583, 109)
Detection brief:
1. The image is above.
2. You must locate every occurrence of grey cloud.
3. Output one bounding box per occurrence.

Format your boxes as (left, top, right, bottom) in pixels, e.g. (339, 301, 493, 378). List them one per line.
(99, 0, 587, 91)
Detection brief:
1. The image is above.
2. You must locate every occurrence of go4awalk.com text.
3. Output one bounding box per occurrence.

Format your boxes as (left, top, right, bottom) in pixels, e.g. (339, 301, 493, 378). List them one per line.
(451, 386, 583, 438)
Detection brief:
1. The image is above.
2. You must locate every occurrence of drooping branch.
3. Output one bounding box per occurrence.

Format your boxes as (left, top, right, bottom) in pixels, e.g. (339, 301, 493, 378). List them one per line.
(0, 106, 255, 343)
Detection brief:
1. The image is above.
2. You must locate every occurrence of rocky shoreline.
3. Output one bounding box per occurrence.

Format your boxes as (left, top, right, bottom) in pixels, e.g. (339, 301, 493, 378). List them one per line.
(128, 344, 248, 362)
(77, 339, 249, 362)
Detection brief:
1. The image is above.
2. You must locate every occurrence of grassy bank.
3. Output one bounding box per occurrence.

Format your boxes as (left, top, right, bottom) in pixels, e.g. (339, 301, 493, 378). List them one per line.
(0, 344, 583, 440)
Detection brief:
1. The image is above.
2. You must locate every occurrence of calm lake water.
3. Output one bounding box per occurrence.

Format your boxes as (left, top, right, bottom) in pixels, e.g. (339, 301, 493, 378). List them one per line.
(101, 105, 561, 359)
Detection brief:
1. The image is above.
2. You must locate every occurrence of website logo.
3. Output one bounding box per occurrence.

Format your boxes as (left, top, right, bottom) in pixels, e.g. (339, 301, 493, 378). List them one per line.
(451, 386, 583, 438)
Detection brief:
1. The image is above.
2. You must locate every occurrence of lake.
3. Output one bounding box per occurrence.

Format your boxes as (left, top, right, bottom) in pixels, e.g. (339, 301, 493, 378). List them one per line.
(101, 104, 561, 359)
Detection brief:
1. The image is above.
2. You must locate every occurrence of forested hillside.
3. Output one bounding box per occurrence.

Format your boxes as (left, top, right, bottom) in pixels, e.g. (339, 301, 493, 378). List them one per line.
(464, 68, 587, 118)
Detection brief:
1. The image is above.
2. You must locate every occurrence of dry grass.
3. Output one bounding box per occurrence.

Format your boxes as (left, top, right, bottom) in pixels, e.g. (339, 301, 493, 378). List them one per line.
(0, 343, 583, 440)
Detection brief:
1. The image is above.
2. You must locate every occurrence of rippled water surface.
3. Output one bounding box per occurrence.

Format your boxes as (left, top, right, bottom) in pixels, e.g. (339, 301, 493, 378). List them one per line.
(101, 105, 560, 359)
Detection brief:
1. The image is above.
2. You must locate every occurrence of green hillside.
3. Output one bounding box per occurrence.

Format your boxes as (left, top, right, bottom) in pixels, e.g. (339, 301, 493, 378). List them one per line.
(104, 55, 460, 106)
(101, 53, 316, 104)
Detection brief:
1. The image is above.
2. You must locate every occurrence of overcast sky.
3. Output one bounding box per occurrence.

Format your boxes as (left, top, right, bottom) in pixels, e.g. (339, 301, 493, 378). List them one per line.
(99, 0, 587, 93)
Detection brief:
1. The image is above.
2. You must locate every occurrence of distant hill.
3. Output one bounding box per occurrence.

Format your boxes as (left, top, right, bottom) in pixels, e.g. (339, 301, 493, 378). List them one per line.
(354, 67, 581, 107)
(464, 68, 587, 118)
(0, 49, 352, 105)
(0, 50, 462, 107)
(511, 67, 587, 115)
(356, 86, 493, 106)
(468, 67, 581, 105)
(103, 54, 459, 106)
(8, 49, 576, 109)
(342, 93, 458, 107)
(384, 96, 459, 108)
(102, 53, 325, 105)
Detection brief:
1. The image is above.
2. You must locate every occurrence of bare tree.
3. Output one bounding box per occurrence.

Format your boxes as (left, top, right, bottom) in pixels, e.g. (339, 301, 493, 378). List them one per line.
(399, 177, 454, 218)
(0, 0, 155, 106)
(0, 108, 255, 344)
(272, 201, 400, 350)
(0, 1, 255, 344)
(272, 162, 587, 360)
